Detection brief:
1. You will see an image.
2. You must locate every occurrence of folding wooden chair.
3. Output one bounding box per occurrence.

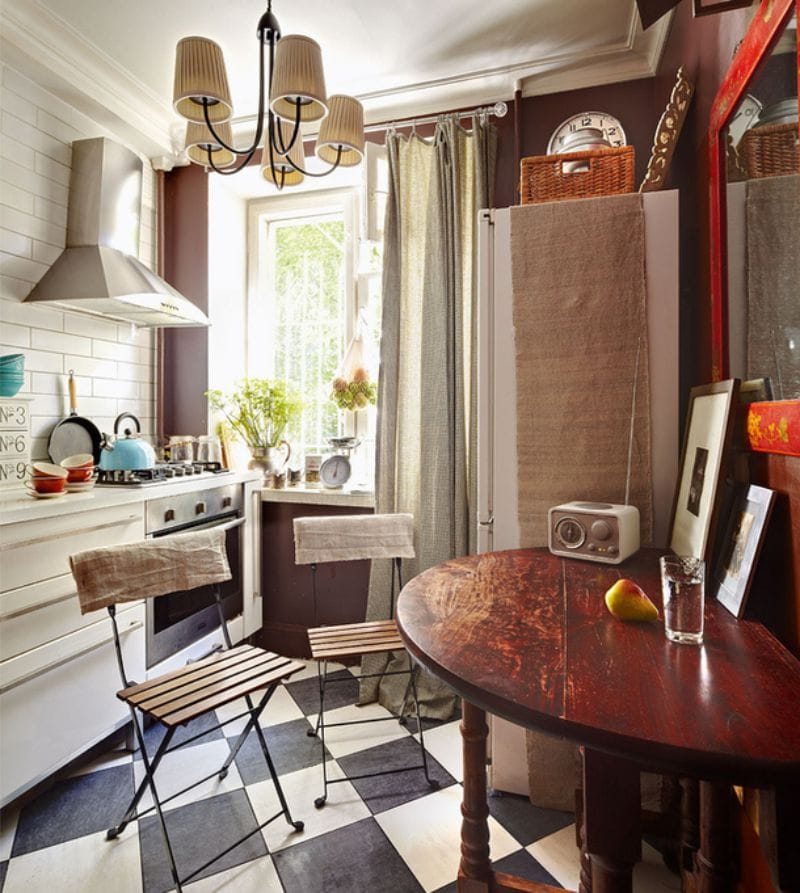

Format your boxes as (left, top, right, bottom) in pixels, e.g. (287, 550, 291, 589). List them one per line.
(69, 528, 304, 892)
(293, 512, 439, 808)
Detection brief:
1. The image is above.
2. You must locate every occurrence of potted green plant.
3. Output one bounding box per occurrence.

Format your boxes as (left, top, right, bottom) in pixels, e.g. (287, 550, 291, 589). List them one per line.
(206, 378, 302, 478)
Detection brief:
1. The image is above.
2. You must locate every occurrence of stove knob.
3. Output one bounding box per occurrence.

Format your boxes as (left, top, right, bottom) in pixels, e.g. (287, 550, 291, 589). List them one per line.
(164, 466, 175, 478)
(164, 508, 175, 523)
(195, 500, 207, 516)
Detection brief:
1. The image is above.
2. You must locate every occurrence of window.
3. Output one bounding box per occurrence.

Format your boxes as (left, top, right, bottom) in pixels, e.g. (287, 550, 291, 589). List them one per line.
(248, 188, 381, 478)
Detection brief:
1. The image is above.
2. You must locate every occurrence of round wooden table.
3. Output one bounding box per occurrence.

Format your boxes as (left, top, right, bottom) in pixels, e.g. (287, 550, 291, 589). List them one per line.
(396, 547, 800, 893)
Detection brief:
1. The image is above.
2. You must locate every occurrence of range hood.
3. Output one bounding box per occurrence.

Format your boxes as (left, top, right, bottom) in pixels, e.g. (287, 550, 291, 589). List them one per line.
(24, 138, 209, 328)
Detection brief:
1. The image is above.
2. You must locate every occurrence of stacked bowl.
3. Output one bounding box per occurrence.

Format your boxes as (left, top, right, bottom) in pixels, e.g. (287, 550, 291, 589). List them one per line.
(60, 453, 97, 492)
(0, 354, 25, 397)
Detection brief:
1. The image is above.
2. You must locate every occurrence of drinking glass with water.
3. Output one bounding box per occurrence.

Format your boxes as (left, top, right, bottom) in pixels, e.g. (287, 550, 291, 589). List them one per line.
(659, 555, 705, 645)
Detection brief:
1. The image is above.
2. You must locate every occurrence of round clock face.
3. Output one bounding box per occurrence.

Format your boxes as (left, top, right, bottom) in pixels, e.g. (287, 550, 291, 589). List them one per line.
(547, 112, 627, 156)
(320, 454, 351, 488)
(727, 94, 762, 147)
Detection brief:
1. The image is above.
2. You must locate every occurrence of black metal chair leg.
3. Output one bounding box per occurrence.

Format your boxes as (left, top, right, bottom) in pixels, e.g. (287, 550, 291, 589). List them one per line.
(410, 665, 439, 789)
(307, 661, 323, 738)
(314, 660, 329, 808)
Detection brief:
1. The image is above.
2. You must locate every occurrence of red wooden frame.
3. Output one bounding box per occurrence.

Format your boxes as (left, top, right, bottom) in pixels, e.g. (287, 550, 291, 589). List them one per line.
(707, 0, 798, 382)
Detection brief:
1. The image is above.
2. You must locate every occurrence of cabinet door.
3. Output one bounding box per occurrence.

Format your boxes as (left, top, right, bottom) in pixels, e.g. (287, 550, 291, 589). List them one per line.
(0, 602, 144, 808)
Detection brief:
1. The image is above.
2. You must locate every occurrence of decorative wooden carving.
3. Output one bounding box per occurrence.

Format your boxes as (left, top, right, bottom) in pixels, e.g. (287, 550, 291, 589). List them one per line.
(640, 67, 694, 192)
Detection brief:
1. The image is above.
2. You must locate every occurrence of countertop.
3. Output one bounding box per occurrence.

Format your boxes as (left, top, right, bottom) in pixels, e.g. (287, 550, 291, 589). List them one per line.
(0, 470, 262, 527)
(259, 485, 374, 508)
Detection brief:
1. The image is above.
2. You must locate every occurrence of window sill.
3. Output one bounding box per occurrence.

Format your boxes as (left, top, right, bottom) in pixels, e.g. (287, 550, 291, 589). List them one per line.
(259, 486, 374, 508)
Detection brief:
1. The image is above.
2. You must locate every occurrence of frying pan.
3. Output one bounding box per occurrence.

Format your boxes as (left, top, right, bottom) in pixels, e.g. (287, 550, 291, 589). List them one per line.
(48, 371, 104, 465)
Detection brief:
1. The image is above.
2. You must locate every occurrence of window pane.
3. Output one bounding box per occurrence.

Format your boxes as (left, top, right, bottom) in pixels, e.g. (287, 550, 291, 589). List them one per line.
(267, 214, 345, 454)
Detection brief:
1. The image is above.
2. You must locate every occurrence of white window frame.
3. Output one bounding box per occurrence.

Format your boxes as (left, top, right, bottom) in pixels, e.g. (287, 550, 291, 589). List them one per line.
(246, 186, 364, 442)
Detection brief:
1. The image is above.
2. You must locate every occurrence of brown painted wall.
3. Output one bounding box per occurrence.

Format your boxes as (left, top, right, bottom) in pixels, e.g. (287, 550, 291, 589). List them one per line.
(163, 163, 210, 439)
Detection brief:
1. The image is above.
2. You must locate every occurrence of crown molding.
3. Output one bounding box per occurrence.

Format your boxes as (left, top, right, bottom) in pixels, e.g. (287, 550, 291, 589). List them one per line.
(1, 0, 178, 160)
(1, 0, 672, 162)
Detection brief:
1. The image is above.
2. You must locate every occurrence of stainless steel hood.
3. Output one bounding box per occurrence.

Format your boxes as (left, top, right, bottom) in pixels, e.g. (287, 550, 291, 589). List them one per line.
(24, 138, 209, 328)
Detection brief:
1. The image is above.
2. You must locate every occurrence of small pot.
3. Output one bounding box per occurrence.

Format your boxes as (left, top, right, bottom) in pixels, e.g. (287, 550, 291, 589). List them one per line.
(99, 413, 157, 471)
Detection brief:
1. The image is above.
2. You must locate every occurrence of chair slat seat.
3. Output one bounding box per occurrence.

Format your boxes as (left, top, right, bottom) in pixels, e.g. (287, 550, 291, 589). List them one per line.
(308, 618, 404, 660)
(118, 646, 303, 728)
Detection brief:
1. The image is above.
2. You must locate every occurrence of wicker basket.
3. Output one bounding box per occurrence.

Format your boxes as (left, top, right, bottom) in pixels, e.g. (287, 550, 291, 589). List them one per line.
(520, 145, 635, 205)
(740, 122, 799, 180)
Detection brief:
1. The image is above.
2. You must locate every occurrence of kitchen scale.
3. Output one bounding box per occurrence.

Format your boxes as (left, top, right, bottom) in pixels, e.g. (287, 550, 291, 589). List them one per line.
(320, 437, 360, 488)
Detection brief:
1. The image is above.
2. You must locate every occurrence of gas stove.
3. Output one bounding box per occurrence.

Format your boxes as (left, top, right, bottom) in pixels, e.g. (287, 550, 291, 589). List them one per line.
(95, 462, 232, 487)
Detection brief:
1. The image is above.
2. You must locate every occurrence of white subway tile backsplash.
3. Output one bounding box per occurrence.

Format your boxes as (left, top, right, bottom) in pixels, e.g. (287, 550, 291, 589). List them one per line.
(32, 240, 62, 265)
(0, 298, 62, 330)
(0, 131, 35, 169)
(64, 312, 119, 341)
(0, 250, 49, 283)
(0, 274, 33, 301)
(1, 65, 159, 463)
(33, 194, 68, 228)
(0, 321, 30, 347)
(4, 112, 71, 166)
(0, 228, 32, 257)
(31, 327, 92, 356)
(62, 354, 117, 378)
(0, 180, 35, 215)
(33, 153, 70, 188)
(0, 156, 69, 205)
(0, 203, 64, 248)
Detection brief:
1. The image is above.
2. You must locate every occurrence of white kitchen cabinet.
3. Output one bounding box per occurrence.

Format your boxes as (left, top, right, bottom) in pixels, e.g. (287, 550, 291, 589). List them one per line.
(0, 503, 145, 807)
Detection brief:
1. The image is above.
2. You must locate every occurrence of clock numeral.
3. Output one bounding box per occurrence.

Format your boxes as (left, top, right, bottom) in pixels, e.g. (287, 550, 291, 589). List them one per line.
(581, 116, 592, 127)
(607, 127, 617, 135)
(569, 123, 578, 132)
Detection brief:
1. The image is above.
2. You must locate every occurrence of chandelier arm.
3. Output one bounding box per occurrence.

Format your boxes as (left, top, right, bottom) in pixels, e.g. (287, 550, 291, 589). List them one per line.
(273, 101, 303, 156)
(204, 143, 259, 175)
(199, 31, 270, 158)
(283, 144, 344, 177)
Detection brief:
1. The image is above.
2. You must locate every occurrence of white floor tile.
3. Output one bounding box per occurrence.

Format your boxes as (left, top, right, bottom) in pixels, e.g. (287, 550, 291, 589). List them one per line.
(528, 824, 682, 892)
(214, 683, 305, 736)
(184, 855, 283, 892)
(308, 701, 413, 758)
(66, 745, 133, 778)
(414, 720, 463, 782)
(2, 827, 142, 893)
(377, 783, 520, 893)
(248, 761, 370, 853)
(133, 738, 243, 813)
(527, 824, 581, 890)
(0, 805, 19, 862)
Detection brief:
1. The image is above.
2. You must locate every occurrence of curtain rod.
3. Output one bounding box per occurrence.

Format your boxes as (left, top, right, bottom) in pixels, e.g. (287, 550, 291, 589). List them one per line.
(364, 101, 508, 134)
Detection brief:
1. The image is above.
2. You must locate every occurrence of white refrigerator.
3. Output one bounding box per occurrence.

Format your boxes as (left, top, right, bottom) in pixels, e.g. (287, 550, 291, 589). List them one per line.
(476, 192, 680, 796)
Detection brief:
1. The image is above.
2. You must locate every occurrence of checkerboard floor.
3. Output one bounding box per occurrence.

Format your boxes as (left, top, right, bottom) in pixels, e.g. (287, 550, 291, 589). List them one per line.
(0, 661, 681, 893)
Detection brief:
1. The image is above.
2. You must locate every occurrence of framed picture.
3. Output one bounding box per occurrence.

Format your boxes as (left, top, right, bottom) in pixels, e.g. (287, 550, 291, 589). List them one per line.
(669, 379, 739, 562)
(693, 0, 753, 17)
(714, 484, 776, 618)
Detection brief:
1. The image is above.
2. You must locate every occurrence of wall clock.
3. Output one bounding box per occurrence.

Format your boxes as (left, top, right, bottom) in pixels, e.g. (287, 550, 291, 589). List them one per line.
(547, 112, 627, 155)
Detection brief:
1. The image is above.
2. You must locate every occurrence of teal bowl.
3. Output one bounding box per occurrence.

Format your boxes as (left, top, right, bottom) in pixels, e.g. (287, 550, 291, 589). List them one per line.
(0, 353, 24, 370)
(0, 377, 24, 397)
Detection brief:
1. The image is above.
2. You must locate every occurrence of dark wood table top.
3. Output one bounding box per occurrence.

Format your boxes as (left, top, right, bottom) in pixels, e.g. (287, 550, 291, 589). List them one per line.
(396, 547, 800, 786)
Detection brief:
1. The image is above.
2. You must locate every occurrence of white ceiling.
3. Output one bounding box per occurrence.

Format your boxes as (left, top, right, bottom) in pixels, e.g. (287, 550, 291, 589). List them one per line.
(1, 0, 671, 167)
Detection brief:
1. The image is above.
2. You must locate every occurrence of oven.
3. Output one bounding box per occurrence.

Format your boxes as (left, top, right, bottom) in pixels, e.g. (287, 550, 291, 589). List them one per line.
(144, 482, 244, 669)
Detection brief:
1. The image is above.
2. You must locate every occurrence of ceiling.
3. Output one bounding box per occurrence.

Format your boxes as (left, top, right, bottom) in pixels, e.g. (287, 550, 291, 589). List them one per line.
(1, 0, 671, 169)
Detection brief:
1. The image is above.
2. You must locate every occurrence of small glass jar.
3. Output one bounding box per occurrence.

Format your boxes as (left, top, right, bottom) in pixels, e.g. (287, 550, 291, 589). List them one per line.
(196, 435, 222, 465)
(169, 436, 195, 464)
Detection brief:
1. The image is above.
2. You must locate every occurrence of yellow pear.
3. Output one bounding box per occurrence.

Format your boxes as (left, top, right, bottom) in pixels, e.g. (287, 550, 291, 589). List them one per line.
(604, 578, 659, 622)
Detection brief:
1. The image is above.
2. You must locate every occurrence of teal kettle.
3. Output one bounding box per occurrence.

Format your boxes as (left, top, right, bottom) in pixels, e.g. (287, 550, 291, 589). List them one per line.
(99, 413, 157, 471)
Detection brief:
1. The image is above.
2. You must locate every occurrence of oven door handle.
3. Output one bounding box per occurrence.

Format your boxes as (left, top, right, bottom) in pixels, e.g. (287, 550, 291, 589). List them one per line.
(186, 515, 246, 534)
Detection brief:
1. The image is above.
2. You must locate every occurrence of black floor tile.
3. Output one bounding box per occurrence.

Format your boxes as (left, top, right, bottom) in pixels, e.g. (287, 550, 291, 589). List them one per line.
(285, 669, 360, 715)
(0, 859, 7, 892)
(273, 816, 425, 892)
(138, 789, 267, 893)
(11, 763, 134, 857)
(431, 848, 564, 893)
(229, 716, 331, 783)
(336, 736, 455, 814)
(488, 790, 573, 847)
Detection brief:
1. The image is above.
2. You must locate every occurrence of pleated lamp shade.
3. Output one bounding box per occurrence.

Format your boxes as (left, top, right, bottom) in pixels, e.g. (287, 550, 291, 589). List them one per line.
(262, 119, 305, 186)
(184, 121, 235, 168)
(269, 35, 328, 124)
(174, 36, 233, 125)
(315, 95, 365, 166)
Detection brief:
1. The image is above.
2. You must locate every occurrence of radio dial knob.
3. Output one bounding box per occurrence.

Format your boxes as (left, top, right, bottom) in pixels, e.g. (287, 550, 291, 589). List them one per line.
(591, 519, 612, 541)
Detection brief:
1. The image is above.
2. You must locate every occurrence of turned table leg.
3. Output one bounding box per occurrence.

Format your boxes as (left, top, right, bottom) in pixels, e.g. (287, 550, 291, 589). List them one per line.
(696, 781, 738, 893)
(582, 748, 641, 893)
(458, 699, 492, 892)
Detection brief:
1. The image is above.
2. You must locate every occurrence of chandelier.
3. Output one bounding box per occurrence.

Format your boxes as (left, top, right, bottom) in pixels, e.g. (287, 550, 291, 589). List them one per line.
(172, 1, 365, 187)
